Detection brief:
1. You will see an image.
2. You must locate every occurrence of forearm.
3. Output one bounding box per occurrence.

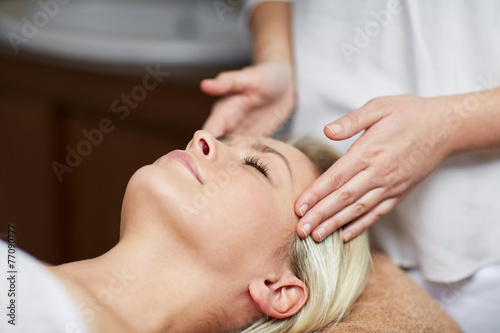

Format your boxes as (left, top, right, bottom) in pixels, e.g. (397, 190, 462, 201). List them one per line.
(250, 2, 293, 65)
(443, 87, 500, 155)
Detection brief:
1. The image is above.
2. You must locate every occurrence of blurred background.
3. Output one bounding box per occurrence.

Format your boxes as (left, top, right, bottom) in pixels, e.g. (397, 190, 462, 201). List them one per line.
(0, 0, 251, 264)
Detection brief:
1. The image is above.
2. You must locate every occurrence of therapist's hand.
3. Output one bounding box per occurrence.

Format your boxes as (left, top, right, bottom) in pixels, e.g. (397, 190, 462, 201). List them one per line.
(295, 94, 454, 242)
(201, 61, 295, 137)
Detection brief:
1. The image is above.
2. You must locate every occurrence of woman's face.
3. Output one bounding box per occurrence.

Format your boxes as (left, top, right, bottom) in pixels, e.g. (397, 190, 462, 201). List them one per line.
(122, 130, 318, 278)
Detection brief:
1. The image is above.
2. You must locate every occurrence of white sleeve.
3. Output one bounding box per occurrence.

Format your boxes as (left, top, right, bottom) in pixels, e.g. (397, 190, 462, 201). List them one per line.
(0, 240, 89, 333)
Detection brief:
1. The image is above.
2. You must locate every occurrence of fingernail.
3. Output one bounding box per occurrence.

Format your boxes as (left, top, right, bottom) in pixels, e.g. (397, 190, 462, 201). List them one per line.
(299, 204, 308, 217)
(327, 124, 342, 136)
(344, 231, 352, 242)
(301, 224, 311, 237)
(315, 228, 326, 241)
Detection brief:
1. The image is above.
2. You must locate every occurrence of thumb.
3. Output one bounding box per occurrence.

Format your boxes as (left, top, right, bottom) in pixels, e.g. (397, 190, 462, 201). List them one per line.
(202, 114, 225, 138)
(324, 102, 386, 140)
(200, 69, 255, 96)
(202, 94, 250, 136)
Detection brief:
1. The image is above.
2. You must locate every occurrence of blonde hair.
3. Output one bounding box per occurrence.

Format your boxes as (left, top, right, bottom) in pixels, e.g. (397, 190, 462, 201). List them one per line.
(240, 136, 371, 333)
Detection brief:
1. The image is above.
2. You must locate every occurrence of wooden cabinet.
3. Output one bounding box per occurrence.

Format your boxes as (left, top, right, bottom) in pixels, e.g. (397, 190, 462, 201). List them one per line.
(0, 52, 236, 264)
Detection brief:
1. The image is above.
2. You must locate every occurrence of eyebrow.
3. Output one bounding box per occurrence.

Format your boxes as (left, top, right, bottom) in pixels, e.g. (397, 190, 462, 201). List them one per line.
(249, 142, 292, 178)
(216, 134, 292, 179)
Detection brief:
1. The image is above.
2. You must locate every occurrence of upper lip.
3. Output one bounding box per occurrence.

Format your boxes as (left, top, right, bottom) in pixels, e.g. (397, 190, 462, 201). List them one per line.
(163, 150, 203, 184)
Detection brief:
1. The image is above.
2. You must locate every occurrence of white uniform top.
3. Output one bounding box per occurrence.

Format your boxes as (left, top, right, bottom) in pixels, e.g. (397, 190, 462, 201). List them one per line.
(0, 240, 88, 333)
(243, 0, 500, 282)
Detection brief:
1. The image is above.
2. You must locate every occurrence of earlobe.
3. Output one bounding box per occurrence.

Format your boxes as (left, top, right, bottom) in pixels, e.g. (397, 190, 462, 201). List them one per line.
(248, 271, 308, 319)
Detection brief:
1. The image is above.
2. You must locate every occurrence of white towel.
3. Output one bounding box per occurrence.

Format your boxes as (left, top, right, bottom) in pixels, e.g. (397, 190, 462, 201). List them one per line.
(0, 240, 88, 333)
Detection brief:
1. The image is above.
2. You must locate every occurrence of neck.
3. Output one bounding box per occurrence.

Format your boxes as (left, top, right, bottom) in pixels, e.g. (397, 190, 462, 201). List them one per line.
(51, 234, 258, 332)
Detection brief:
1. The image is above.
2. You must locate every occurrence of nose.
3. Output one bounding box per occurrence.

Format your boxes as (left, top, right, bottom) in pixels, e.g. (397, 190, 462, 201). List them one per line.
(191, 130, 217, 160)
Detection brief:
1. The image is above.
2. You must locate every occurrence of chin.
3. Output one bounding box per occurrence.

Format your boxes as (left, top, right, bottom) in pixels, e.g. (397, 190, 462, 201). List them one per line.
(119, 164, 198, 236)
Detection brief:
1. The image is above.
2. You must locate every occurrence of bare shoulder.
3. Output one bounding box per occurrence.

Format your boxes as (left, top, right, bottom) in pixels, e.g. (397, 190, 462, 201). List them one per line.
(46, 266, 138, 333)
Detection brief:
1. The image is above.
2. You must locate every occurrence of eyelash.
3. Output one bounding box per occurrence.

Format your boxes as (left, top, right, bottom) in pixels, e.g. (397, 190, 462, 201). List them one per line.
(243, 156, 269, 177)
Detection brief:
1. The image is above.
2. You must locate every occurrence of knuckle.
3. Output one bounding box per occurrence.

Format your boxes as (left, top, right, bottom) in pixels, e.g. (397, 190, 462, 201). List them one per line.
(386, 173, 406, 191)
(311, 209, 327, 224)
(328, 172, 343, 189)
(345, 113, 360, 132)
(365, 96, 387, 109)
(361, 143, 382, 160)
(330, 218, 342, 231)
(321, 218, 339, 234)
(354, 202, 367, 216)
(339, 191, 354, 205)
(373, 202, 394, 220)
(380, 161, 399, 178)
(304, 190, 320, 204)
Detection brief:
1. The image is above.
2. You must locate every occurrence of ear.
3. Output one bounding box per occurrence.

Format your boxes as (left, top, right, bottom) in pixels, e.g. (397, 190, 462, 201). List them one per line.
(248, 269, 308, 319)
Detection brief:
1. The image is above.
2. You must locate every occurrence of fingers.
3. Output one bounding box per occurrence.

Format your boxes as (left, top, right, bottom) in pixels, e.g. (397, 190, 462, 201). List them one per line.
(295, 152, 366, 218)
(201, 112, 226, 138)
(340, 197, 398, 241)
(296, 192, 397, 243)
(200, 69, 256, 96)
(324, 99, 387, 141)
(297, 171, 380, 240)
(201, 68, 262, 136)
(202, 94, 250, 136)
(307, 188, 384, 242)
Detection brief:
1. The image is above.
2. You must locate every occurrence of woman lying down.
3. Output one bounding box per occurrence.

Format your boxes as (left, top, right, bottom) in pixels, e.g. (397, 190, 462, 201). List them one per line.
(1, 131, 371, 333)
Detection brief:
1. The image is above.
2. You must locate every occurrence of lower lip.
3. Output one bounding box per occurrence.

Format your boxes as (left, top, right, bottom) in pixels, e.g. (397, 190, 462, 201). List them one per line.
(163, 150, 202, 184)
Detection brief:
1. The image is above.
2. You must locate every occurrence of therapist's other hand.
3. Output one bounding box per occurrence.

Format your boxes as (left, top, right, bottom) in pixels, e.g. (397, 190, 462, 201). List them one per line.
(201, 61, 295, 137)
(295, 94, 453, 242)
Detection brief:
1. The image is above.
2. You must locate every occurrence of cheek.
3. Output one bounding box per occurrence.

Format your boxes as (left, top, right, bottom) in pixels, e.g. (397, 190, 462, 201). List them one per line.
(191, 176, 292, 273)
(209, 177, 279, 233)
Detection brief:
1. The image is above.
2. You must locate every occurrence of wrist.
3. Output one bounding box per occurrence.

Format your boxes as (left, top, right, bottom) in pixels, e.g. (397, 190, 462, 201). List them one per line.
(253, 48, 293, 66)
(426, 95, 462, 159)
(437, 88, 500, 156)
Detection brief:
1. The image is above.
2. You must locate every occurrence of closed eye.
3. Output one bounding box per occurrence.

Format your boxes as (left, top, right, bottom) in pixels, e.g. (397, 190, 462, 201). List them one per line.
(243, 156, 269, 178)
